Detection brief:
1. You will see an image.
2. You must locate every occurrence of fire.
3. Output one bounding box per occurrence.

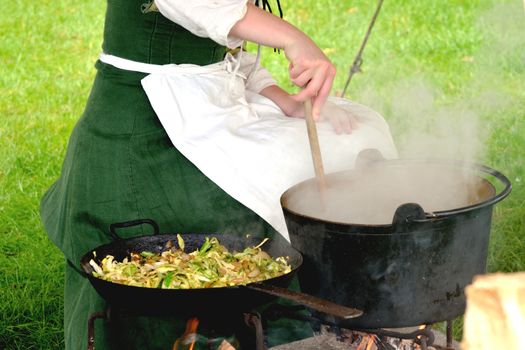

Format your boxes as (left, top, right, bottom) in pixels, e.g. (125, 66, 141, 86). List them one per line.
(172, 318, 237, 350)
(365, 336, 376, 350)
(356, 335, 377, 350)
(172, 317, 199, 350)
(349, 327, 431, 350)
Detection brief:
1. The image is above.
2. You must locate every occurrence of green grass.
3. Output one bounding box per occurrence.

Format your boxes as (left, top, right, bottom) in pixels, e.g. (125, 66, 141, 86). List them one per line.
(1, 0, 524, 348)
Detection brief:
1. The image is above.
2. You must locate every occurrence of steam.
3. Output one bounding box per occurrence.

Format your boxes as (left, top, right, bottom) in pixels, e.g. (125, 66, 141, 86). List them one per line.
(385, 77, 487, 162)
(357, 2, 523, 163)
(284, 2, 522, 225)
(283, 162, 492, 225)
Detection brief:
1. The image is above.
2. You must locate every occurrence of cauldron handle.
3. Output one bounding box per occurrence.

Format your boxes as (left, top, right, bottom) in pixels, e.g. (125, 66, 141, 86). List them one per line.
(392, 203, 426, 233)
(355, 148, 385, 169)
(109, 219, 160, 240)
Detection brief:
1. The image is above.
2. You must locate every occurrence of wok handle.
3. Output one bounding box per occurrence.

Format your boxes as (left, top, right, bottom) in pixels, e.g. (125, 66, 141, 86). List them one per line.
(109, 219, 160, 240)
(245, 283, 363, 320)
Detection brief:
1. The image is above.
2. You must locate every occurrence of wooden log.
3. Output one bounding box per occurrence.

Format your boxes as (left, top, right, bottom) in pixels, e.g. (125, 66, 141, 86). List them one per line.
(462, 272, 525, 350)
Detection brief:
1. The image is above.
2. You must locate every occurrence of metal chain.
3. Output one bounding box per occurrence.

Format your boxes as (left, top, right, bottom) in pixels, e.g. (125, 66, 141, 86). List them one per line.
(341, 0, 385, 98)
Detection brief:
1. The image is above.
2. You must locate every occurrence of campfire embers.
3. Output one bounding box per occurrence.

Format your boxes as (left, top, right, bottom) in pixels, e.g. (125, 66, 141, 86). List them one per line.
(269, 324, 459, 350)
(336, 326, 435, 350)
(263, 304, 459, 350)
(168, 314, 448, 350)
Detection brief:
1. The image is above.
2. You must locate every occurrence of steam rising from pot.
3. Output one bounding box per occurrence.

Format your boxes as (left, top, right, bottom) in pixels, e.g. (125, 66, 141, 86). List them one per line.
(282, 160, 495, 225)
(287, 3, 522, 225)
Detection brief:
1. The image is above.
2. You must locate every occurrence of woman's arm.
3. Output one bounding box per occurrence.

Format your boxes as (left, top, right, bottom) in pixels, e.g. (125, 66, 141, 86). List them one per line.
(260, 85, 357, 135)
(155, 1, 337, 120)
(258, 85, 302, 118)
(229, 3, 336, 120)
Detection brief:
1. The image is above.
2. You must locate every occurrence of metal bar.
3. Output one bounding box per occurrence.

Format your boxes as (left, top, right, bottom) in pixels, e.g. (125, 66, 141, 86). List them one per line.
(87, 311, 108, 350)
(244, 312, 267, 350)
(263, 304, 439, 346)
(420, 336, 428, 350)
(446, 319, 454, 349)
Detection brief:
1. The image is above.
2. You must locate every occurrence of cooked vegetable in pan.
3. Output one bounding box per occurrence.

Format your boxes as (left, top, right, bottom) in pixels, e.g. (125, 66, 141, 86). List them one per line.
(89, 236, 291, 289)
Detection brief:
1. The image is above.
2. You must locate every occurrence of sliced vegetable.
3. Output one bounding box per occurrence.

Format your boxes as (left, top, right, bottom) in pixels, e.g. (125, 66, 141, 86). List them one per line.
(176, 234, 185, 252)
(91, 236, 291, 289)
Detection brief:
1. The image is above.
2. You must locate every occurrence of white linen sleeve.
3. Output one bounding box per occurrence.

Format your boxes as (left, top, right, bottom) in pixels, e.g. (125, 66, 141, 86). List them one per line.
(235, 51, 277, 93)
(154, 0, 249, 49)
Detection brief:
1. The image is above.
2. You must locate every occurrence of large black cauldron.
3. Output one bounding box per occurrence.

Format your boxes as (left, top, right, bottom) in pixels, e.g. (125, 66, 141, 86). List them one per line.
(281, 157, 511, 328)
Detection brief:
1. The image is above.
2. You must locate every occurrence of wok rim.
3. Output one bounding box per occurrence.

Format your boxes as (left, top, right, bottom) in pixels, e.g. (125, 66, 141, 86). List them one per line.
(80, 233, 303, 293)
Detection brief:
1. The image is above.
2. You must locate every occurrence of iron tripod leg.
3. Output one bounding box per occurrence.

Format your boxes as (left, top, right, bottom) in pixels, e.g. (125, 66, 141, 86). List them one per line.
(445, 319, 455, 350)
(413, 325, 434, 350)
(419, 336, 428, 350)
(87, 309, 110, 350)
(244, 312, 267, 350)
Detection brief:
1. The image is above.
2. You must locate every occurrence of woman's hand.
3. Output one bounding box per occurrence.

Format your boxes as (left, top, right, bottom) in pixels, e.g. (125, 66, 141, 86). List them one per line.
(260, 86, 358, 135)
(319, 100, 359, 135)
(229, 4, 336, 118)
(283, 36, 336, 121)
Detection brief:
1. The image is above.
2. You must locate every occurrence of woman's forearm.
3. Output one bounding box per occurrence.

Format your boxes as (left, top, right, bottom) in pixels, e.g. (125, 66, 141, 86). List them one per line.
(230, 3, 335, 119)
(260, 85, 303, 118)
(229, 3, 305, 50)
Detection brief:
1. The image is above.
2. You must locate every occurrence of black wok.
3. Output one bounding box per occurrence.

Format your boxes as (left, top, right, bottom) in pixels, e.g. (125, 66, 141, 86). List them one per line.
(80, 219, 361, 319)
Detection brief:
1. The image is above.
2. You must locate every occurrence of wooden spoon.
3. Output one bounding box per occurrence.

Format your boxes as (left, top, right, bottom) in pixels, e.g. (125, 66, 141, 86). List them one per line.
(304, 100, 327, 196)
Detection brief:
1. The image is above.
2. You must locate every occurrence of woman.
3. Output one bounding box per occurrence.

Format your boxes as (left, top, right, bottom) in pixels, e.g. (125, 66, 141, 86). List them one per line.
(41, 1, 394, 349)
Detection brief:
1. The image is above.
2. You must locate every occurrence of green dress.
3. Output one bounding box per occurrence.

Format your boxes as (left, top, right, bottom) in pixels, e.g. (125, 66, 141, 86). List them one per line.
(40, 1, 310, 349)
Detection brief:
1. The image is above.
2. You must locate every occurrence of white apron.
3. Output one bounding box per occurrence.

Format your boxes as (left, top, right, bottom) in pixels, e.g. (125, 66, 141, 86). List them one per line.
(99, 52, 398, 240)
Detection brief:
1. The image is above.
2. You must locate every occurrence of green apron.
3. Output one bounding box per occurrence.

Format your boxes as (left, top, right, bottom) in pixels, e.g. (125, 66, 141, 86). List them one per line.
(40, 1, 310, 349)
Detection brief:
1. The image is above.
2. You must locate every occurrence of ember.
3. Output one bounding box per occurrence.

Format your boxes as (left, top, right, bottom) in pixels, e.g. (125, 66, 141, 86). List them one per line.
(328, 326, 436, 350)
(269, 324, 460, 350)
(348, 331, 432, 350)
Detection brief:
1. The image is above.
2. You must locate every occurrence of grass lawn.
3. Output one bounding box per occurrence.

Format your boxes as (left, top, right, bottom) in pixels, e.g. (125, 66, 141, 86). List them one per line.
(1, 0, 524, 348)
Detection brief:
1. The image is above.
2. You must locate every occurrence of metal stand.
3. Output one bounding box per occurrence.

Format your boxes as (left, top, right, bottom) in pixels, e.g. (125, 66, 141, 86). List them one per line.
(87, 308, 264, 350)
(262, 303, 456, 349)
(87, 305, 457, 350)
(444, 319, 455, 350)
(87, 309, 109, 350)
(244, 312, 267, 350)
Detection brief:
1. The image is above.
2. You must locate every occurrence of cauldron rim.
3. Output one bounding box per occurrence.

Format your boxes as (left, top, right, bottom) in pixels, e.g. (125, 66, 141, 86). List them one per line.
(280, 158, 511, 228)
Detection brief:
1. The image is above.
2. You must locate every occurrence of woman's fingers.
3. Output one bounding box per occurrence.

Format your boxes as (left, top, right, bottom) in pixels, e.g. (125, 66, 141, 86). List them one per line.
(328, 114, 343, 135)
(311, 70, 335, 119)
(348, 112, 359, 131)
(320, 102, 359, 134)
(284, 34, 336, 119)
(290, 69, 313, 88)
(339, 112, 353, 134)
(289, 62, 335, 119)
(289, 62, 307, 80)
(293, 73, 323, 103)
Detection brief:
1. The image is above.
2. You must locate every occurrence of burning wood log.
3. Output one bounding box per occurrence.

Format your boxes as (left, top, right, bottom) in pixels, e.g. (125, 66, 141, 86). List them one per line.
(217, 340, 236, 350)
(462, 272, 525, 350)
